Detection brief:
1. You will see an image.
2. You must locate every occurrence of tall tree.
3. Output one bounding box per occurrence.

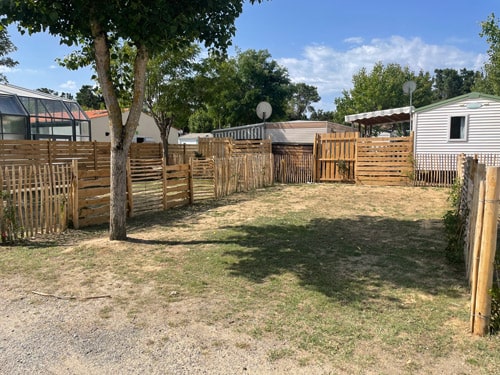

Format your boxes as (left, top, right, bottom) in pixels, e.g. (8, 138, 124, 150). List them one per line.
(0, 0, 264, 240)
(333, 62, 433, 124)
(287, 83, 321, 120)
(187, 49, 293, 130)
(433, 68, 477, 100)
(476, 13, 500, 95)
(76, 85, 104, 109)
(0, 28, 17, 83)
(145, 44, 200, 163)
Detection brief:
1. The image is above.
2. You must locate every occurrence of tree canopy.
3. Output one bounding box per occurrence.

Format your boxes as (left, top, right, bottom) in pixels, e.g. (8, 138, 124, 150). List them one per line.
(0, 0, 264, 240)
(333, 62, 433, 124)
(474, 13, 500, 95)
(0, 27, 17, 83)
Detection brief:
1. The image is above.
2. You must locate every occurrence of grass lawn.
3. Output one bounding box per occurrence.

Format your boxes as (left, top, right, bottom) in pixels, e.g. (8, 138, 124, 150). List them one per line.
(1, 183, 499, 374)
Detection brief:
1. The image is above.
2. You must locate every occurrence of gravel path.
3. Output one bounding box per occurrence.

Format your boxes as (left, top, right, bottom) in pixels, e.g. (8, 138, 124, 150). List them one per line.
(1, 287, 333, 375)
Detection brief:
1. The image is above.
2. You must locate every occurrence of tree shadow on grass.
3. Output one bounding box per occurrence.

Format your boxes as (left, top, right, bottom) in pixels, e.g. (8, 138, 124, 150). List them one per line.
(219, 215, 464, 304)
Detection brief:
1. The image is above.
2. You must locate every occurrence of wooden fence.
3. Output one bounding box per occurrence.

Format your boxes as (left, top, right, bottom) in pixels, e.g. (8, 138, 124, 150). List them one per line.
(0, 139, 196, 168)
(313, 132, 358, 183)
(0, 163, 72, 240)
(459, 156, 499, 336)
(355, 134, 414, 186)
(71, 159, 194, 229)
(198, 138, 272, 158)
(0, 152, 274, 236)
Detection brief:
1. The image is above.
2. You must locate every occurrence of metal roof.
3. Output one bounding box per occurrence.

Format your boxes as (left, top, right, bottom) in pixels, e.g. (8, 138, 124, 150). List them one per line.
(0, 83, 77, 102)
(344, 106, 414, 126)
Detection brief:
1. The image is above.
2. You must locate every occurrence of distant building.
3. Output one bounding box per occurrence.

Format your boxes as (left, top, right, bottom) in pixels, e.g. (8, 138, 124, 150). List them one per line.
(87, 109, 179, 144)
(211, 120, 355, 144)
(178, 132, 213, 145)
(0, 83, 91, 141)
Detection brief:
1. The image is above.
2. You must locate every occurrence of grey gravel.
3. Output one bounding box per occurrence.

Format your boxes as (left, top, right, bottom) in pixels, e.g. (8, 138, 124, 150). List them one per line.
(0, 291, 332, 375)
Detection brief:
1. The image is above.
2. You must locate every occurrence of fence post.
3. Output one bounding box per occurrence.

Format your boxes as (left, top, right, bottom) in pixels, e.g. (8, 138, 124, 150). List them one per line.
(71, 160, 79, 229)
(312, 133, 318, 182)
(126, 158, 134, 217)
(470, 178, 485, 332)
(189, 162, 194, 204)
(473, 166, 500, 336)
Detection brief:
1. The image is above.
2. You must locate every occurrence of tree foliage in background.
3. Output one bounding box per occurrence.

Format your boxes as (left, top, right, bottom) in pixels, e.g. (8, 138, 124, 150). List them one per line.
(189, 49, 297, 132)
(287, 82, 321, 120)
(474, 13, 500, 96)
(0, 0, 264, 240)
(75, 85, 104, 109)
(333, 62, 433, 124)
(0, 27, 17, 83)
(433, 68, 478, 100)
(145, 44, 200, 162)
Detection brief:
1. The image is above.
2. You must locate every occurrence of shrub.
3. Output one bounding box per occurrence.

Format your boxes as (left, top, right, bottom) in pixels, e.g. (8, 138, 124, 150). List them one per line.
(442, 179, 465, 264)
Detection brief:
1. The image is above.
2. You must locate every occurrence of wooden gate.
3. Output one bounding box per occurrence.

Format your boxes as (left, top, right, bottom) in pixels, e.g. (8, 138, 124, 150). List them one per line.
(355, 134, 414, 186)
(313, 132, 359, 182)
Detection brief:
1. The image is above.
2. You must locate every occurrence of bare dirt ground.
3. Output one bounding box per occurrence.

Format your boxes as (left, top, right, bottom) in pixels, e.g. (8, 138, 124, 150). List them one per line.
(0, 184, 496, 374)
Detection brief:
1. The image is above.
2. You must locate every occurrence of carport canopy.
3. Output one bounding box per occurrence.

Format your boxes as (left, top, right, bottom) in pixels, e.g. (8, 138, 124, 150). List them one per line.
(344, 106, 414, 127)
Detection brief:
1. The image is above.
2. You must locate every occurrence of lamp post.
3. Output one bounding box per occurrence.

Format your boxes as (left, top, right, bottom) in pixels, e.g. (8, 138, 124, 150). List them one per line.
(403, 81, 416, 132)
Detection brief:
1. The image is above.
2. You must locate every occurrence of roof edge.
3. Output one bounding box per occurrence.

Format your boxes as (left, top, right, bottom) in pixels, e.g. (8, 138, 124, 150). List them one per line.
(414, 92, 500, 113)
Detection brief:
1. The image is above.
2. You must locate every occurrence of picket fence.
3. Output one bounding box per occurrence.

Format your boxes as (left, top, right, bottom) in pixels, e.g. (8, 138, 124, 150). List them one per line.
(0, 153, 274, 238)
(0, 164, 72, 240)
(458, 156, 500, 336)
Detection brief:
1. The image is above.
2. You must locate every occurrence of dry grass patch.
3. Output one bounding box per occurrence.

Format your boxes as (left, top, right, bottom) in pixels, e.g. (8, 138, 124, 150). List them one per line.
(1, 184, 499, 374)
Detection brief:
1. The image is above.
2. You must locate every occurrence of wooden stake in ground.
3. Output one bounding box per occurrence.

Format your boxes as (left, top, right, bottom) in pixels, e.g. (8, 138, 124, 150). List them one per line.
(473, 166, 500, 336)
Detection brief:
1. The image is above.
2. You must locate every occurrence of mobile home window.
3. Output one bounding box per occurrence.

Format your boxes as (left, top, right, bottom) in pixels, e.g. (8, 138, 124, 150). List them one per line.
(449, 116, 467, 140)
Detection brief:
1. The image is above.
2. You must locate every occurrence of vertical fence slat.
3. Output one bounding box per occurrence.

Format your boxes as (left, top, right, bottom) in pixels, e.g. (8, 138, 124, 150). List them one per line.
(472, 167, 500, 336)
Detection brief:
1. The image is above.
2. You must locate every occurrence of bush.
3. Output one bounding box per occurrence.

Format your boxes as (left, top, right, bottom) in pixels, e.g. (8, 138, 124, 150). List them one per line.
(443, 179, 465, 264)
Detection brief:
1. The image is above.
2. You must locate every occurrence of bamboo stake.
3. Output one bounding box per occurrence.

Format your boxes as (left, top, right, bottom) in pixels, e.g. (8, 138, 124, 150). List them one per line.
(473, 166, 500, 336)
(470, 179, 486, 332)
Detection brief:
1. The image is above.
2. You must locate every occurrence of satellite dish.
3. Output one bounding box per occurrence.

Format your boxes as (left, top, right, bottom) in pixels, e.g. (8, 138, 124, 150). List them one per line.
(256, 101, 272, 121)
(403, 81, 417, 95)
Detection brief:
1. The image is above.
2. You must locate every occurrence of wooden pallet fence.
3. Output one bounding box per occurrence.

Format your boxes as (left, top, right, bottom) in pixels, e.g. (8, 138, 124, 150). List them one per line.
(213, 154, 273, 198)
(0, 139, 190, 170)
(463, 165, 500, 336)
(71, 162, 111, 229)
(313, 132, 358, 183)
(0, 163, 71, 240)
(198, 138, 232, 158)
(355, 134, 414, 186)
(168, 144, 199, 164)
(231, 139, 272, 155)
(191, 158, 216, 201)
(198, 137, 272, 158)
(274, 153, 313, 184)
(128, 158, 192, 216)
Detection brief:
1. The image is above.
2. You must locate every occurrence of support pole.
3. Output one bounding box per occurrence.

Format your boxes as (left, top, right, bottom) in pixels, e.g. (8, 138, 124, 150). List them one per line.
(473, 166, 500, 336)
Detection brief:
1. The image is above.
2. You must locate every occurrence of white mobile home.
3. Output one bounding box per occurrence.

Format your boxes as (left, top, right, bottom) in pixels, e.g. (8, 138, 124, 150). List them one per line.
(413, 92, 500, 156)
(212, 120, 354, 144)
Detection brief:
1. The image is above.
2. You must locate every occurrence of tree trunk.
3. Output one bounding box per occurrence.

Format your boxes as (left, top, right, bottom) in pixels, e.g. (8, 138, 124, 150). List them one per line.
(109, 147, 128, 240)
(91, 19, 149, 241)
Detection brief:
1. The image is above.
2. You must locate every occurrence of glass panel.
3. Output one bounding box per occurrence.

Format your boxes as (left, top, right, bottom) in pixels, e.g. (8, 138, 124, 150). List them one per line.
(450, 116, 466, 139)
(2, 115, 27, 135)
(77, 120, 91, 136)
(18, 96, 38, 115)
(41, 99, 71, 119)
(2, 133, 25, 140)
(0, 95, 27, 115)
(65, 102, 88, 120)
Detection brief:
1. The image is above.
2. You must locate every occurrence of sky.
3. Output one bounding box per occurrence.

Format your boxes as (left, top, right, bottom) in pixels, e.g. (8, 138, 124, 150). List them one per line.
(2, 0, 500, 111)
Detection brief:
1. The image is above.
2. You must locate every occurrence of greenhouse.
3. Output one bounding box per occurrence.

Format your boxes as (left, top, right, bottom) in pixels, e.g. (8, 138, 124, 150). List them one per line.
(0, 83, 91, 141)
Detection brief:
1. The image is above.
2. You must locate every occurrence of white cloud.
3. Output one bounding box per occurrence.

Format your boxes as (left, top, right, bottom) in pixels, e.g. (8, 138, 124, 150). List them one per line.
(59, 80, 77, 91)
(278, 35, 488, 111)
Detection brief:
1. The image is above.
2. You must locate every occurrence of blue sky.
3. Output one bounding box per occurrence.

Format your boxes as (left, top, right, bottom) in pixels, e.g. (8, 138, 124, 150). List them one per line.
(2, 0, 499, 111)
